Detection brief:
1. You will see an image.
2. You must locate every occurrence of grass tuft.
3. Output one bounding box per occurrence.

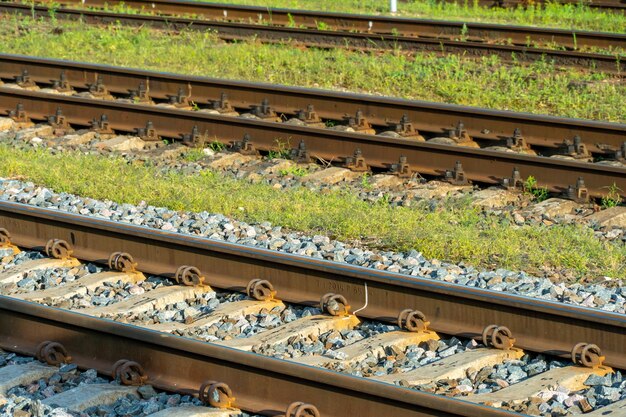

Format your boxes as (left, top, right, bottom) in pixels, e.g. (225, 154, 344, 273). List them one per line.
(0, 145, 623, 280)
(0, 16, 624, 122)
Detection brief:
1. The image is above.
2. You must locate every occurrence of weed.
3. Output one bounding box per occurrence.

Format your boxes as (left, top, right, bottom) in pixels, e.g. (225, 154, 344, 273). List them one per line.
(315, 21, 329, 31)
(601, 183, 623, 209)
(183, 148, 206, 162)
(267, 139, 291, 159)
(360, 173, 373, 190)
(460, 24, 468, 41)
(279, 165, 308, 177)
(524, 176, 549, 202)
(208, 140, 225, 153)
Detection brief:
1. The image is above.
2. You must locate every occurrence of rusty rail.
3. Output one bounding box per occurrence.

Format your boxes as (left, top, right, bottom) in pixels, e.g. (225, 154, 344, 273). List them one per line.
(0, 297, 524, 417)
(9, 0, 626, 50)
(0, 2, 624, 73)
(0, 201, 625, 374)
(437, 0, 626, 11)
(0, 53, 624, 152)
(1, 86, 625, 197)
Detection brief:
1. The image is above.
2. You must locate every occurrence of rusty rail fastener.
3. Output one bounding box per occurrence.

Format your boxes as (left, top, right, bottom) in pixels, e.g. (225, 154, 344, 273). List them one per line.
(90, 114, 114, 134)
(210, 92, 235, 113)
(15, 69, 36, 88)
(45, 239, 73, 260)
(482, 325, 515, 350)
(181, 125, 206, 148)
(296, 105, 323, 125)
(445, 161, 468, 185)
(129, 81, 152, 104)
(175, 265, 205, 286)
(199, 380, 235, 408)
(397, 309, 429, 332)
(0, 228, 12, 248)
(390, 155, 411, 178)
(290, 140, 311, 163)
(8, 103, 30, 124)
(246, 279, 276, 301)
(112, 359, 147, 386)
(230, 134, 257, 155)
(502, 167, 523, 190)
(567, 177, 589, 203)
(320, 293, 350, 316)
(47, 108, 70, 130)
(571, 343, 605, 368)
(285, 402, 321, 417)
(52, 71, 72, 92)
(506, 128, 533, 153)
(88, 74, 111, 99)
(134, 121, 160, 142)
(344, 148, 368, 172)
(36, 341, 72, 366)
(107, 252, 137, 273)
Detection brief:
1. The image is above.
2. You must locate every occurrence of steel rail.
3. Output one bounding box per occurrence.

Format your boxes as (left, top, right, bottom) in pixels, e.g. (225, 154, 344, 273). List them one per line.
(0, 298, 523, 417)
(28, 0, 626, 31)
(437, 0, 626, 11)
(0, 201, 625, 371)
(1, 87, 625, 198)
(1, 2, 623, 74)
(0, 54, 624, 155)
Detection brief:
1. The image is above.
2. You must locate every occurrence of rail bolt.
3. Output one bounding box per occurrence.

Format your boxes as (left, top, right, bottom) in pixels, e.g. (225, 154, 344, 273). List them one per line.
(36, 341, 72, 366)
(45, 239, 73, 260)
(0, 228, 11, 247)
(175, 265, 205, 286)
(108, 252, 137, 272)
(246, 279, 276, 301)
(285, 402, 320, 417)
(112, 359, 147, 386)
(482, 325, 515, 350)
(199, 380, 235, 408)
(320, 293, 350, 316)
(571, 343, 605, 368)
(397, 309, 429, 332)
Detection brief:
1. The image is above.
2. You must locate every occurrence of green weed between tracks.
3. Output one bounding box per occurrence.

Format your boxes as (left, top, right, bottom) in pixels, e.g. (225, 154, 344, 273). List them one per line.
(1, 16, 624, 122)
(213, 0, 626, 33)
(0, 145, 623, 280)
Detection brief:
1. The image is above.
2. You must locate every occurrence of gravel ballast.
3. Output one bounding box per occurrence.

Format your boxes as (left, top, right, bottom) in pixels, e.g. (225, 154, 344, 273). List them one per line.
(0, 178, 623, 314)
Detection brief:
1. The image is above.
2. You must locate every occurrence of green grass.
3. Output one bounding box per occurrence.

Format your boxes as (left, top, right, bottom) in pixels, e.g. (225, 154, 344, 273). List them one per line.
(1, 16, 624, 122)
(0, 145, 624, 279)
(207, 0, 626, 33)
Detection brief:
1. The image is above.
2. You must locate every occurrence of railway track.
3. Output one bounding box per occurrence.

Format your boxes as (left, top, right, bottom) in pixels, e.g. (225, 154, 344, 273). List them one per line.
(7, 0, 626, 51)
(0, 351, 243, 416)
(0, 54, 625, 198)
(0, 201, 625, 416)
(0, 1, 624, 73)
(438, 0, 626, 11)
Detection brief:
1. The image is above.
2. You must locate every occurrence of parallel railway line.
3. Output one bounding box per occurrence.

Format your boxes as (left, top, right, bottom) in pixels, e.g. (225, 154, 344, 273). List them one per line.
(0, 1, 624, 72)
(0, 201, 625, 416)
(0, 2, 625, 417)
(9, 0, 626, 50)
(0, 54, 625, 197)
(437, 0, 626, 11)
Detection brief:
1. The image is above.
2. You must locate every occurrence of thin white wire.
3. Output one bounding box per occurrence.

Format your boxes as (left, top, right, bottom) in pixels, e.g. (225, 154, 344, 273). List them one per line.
(352, 282, 368, 314)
